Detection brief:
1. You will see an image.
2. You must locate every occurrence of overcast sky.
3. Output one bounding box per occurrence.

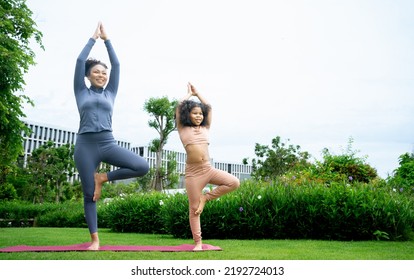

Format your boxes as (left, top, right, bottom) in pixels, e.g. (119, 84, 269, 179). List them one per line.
(22, 0, 414, 178)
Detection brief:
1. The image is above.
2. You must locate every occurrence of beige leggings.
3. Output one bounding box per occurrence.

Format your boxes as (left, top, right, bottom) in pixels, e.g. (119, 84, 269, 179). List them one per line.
(185, 161, 240, 244)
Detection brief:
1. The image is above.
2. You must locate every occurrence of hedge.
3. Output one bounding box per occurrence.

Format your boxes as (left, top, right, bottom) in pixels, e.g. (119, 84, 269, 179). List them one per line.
(1, 180, 413, 241)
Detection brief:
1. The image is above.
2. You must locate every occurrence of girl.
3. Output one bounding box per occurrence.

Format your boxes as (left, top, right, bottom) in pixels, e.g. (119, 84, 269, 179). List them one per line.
(175, 83, 240, 250)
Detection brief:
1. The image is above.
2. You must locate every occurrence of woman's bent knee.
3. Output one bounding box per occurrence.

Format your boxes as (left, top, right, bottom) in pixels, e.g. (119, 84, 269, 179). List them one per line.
(132, 160, 149, 176)
(138, 163, 150, 176)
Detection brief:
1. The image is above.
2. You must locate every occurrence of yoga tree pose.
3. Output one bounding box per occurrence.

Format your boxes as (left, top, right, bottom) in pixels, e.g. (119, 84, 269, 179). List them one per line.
(175, 82, 240, 251)
(73, 22, 149, 250)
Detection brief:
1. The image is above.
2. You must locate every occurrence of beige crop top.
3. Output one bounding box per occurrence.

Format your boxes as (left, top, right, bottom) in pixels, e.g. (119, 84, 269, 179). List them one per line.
(178, 126, 210, 147)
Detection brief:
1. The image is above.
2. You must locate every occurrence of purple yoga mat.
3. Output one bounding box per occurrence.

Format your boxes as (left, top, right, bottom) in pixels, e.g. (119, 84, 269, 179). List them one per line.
(0, 243, 222, 252)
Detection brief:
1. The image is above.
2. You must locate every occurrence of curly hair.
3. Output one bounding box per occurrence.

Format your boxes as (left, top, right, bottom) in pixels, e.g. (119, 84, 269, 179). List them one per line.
(85, 58, 108, 77)
(178, 100, 211, 127)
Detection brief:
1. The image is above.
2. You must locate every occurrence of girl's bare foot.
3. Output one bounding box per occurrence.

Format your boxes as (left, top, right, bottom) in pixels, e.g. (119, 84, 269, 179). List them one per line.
(193, 243, 203, 251)
(87, 233, 100, 250)
(93, 173, 107, 201)
(195, 195, 207, 215)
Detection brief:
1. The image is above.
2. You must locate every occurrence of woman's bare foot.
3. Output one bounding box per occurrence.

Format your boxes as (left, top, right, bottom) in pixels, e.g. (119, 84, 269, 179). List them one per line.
(93, 173, 107, 201)
(195, 195, 207, 215)
(87, 240, 100, 251)
(193, 243, 203, 251)
(87, 233, 100, 250)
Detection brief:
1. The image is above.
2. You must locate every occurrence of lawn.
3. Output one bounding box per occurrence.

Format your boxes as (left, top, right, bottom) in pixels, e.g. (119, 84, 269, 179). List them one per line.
(0, 227, 413, 260)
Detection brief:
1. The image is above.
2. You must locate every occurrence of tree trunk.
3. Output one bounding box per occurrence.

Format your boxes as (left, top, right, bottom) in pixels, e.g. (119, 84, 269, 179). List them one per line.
(152, 146, 164, 192)
(55, 182, 61, 203)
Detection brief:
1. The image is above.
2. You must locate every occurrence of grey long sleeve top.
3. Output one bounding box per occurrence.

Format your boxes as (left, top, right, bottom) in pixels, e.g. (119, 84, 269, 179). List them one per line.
(73, 38, 120, 134)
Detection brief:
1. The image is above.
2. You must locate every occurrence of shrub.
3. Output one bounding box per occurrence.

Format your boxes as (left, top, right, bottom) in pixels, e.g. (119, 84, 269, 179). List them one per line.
(100, 192, 168, 234)
(100, 181, 141, 199)
(0, 183, 18, 201)
(0, 200, 87, 228)
(32, 201, 85, 227)
(159, 192, 190, 238)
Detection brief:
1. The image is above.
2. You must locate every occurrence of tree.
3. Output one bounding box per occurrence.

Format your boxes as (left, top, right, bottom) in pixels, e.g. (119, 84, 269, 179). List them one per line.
(26, 141, 75, 203)
(143, 96, 178, 191)
(243, 136, 311, 181)
(314, 137, 378, 184)
(387, 152, 414, 193)
(0, 0, 44, 186)
(6, 166, 32, 201)
(393, 153, 414, 184)
(3, 157, 30, 201)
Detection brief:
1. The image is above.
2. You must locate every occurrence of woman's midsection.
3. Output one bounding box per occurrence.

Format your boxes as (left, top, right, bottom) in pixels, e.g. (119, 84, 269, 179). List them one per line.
(185, 144, 210, 164)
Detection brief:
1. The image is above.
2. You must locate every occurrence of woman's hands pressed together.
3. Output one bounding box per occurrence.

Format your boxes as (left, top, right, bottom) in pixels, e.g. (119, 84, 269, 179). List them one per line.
(92, 21, 108, 41)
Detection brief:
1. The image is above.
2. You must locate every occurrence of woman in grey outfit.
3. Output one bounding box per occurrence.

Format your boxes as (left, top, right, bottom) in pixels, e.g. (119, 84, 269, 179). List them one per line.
(73, 22, 149, 250)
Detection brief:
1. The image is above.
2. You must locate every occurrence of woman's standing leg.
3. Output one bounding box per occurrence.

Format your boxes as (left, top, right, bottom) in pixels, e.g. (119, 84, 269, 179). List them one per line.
(74, 141, 101, 250)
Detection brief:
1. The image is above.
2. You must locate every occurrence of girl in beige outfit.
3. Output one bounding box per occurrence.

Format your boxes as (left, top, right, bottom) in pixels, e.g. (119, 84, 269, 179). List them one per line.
(176, 83, 240, 250)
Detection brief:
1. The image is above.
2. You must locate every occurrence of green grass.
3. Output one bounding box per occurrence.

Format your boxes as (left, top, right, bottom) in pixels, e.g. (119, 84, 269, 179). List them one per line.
(0, 227, 413, 260)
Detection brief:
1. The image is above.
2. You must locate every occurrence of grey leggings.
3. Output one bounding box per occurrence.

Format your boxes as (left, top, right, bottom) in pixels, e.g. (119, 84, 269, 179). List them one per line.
(74, 131, 149, 234)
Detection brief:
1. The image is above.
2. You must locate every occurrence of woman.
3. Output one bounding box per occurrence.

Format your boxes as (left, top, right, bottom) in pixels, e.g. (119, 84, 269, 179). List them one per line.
(73, 22, 149, 250)
(175, 82, 240, 251)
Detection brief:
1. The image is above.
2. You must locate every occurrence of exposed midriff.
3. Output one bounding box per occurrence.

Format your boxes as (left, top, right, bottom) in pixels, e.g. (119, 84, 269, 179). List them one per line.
(185, 143, 210, 164)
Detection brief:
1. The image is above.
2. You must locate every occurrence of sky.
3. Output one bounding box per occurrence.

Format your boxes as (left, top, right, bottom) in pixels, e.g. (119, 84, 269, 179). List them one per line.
(21, 0, 414, 178)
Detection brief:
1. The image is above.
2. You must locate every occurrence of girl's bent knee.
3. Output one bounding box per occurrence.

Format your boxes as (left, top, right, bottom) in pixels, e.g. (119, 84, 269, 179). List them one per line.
(189, 204, 199, 215)
(232, 178, 240, 190)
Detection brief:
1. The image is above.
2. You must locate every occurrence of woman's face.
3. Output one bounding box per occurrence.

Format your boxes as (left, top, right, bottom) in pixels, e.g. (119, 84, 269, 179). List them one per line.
(190, 106, 204, 126)
(88, 64, 108, 88)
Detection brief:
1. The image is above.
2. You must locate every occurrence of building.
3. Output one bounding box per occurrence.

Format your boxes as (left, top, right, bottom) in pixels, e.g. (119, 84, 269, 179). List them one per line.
(21, 119, 252, 185)
(21, 119, 77, 166)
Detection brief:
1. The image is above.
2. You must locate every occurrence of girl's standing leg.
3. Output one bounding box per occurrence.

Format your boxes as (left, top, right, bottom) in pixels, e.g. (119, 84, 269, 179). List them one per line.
(185, 163, 210, 250)
(189, 164, 241, 250)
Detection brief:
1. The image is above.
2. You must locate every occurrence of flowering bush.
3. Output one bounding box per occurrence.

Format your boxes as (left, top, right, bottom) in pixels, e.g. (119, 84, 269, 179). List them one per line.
(161, 180, 414, 241)
(2, 180, 413, 241)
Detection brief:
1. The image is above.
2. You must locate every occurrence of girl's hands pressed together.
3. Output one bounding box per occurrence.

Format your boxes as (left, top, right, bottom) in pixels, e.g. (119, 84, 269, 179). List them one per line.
(188, 82, 199, 97)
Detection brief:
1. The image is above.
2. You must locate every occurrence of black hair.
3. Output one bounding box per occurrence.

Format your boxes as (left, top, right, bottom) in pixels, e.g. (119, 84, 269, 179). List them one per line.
(178, 100, 211, 127)
(85, 58, 108, 77)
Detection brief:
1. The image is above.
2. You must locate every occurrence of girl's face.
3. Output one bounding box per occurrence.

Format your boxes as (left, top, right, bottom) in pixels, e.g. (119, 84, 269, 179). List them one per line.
(190, 106, 204, 126)
(88, 64, 108, 88)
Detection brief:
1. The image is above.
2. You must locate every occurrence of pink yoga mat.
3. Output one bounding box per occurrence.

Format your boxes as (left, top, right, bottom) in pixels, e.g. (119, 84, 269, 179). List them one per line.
(0, 243, 222, 252)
